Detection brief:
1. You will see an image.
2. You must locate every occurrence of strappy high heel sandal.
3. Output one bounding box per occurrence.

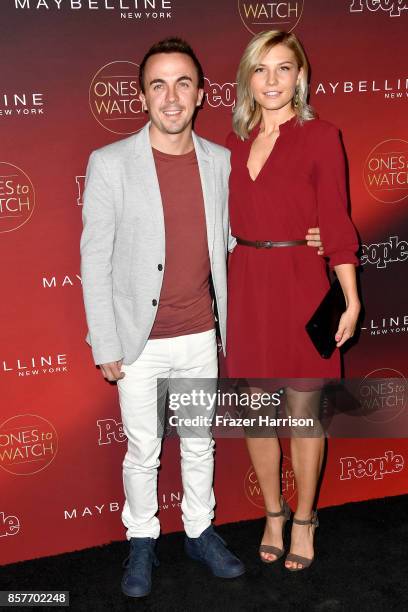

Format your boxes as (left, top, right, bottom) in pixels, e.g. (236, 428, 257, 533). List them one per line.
(285, 510, 319, 571)
(259, 496, 291, 563)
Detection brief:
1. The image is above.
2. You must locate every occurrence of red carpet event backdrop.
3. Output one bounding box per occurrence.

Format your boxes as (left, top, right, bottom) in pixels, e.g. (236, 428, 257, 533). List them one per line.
(1, 0, 407, 565)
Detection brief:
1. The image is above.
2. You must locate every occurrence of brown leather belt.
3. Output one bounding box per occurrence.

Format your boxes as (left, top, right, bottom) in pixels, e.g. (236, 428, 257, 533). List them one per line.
(236, 238, 307, 249)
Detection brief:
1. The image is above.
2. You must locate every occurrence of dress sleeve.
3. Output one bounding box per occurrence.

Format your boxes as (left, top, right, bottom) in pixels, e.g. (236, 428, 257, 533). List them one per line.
(314, 125, 359, 269)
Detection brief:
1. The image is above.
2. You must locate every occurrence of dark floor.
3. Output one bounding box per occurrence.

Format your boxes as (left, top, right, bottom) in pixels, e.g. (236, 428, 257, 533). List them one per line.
(1, 494, 408, 612)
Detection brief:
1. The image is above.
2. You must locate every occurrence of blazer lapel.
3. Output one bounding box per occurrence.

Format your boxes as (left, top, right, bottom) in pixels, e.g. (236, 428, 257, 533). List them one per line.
(192, 131, 216, 259)
(132, 122, 165, 237)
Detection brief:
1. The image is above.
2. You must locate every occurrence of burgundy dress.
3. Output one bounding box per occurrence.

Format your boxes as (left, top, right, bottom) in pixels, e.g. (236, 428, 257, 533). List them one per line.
(225, 116, 359, 380)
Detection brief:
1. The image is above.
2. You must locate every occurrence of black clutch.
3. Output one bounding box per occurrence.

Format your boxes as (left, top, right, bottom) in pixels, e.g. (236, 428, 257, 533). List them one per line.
(305, 279, 346, 359)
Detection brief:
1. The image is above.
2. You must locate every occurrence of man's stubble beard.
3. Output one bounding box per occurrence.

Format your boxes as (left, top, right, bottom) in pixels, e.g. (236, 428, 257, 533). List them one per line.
(158, 116, 193, 136)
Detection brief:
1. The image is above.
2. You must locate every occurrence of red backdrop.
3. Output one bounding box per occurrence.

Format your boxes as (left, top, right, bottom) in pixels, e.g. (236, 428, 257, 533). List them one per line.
(1, 0, 407, 565)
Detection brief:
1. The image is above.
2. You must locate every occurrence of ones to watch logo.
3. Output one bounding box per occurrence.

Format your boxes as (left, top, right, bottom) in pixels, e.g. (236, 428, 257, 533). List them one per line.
(359, 369, 407, 424)
(244, 455, 296, 508)
(238, 0, 304, 35)
(364, 139, 408, 204)
(349, 0, 408, 17)
(0, 414, 58, 475)
(89, 61, 146, 135)
(0, 163, 35, 234)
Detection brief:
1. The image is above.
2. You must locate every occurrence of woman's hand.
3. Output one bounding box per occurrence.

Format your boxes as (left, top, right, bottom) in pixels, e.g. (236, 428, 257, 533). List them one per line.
(335, 302, 360, 348)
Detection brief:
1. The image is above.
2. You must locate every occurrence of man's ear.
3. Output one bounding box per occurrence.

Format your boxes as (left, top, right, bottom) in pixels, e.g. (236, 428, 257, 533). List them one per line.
(139, 93, 147, 112)
(196, 88, 205, 107)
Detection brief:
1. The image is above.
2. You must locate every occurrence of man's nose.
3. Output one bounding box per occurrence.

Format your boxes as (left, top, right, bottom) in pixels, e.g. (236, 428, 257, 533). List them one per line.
(166, 84, 178, 103)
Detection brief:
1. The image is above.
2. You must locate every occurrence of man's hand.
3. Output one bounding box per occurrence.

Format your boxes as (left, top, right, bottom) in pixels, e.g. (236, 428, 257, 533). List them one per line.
(99, 360, 125, 382)
(306, 227, 324, 255)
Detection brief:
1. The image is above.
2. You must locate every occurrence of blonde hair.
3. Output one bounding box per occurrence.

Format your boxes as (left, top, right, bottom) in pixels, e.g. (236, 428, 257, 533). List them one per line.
(233, 30, 315, 139)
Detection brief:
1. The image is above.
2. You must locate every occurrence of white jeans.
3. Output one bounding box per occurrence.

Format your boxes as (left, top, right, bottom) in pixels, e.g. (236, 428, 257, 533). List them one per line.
(117, 329, 218, 539)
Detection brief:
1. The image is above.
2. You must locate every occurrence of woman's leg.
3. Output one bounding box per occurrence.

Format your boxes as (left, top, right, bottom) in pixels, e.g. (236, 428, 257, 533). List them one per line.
(245, 433, 284, 561)
(284, 387, 324, 569)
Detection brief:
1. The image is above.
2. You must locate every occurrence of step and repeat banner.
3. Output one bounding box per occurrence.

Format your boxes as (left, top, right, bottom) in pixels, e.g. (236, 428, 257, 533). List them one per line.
(1, 0, 407, 565)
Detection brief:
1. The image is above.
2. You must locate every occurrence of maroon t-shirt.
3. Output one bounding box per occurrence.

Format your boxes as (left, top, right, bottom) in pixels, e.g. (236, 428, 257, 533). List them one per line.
(149, 147, 215, 339)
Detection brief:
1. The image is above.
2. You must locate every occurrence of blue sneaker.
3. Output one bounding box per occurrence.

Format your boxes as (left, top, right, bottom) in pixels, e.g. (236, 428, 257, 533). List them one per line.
(121, 537, 159, 597)
(185, 525, 245, 578)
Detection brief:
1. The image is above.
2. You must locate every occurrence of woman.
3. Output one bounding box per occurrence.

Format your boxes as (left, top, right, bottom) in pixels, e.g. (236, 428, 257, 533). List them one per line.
(226, 31, 360, 571)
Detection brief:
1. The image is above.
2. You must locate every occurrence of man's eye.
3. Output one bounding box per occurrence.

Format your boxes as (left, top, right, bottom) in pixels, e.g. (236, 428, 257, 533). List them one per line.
(153, 84, 163, 90)
(179, 81, 190, 87)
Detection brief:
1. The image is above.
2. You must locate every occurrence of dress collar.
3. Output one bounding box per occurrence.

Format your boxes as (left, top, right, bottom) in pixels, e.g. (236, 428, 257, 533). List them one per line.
(279, 114, 298, 131)
(250, 114, 297, 140)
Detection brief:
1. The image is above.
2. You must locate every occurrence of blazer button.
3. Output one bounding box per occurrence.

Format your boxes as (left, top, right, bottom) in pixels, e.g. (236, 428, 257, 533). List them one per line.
(158, 264, 163, 271)
(152, 299, 157, 306)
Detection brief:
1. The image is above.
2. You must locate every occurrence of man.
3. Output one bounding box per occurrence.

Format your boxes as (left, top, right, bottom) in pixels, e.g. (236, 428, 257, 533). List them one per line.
(80, 37, 323, 598)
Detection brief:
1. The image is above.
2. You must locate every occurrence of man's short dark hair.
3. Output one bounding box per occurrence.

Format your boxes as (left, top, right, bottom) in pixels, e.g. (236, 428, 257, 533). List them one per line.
(139, 37, 204, 93)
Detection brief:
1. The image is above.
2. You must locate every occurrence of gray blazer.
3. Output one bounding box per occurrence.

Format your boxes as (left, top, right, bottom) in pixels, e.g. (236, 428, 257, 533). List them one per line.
(80, 122, 235, 365)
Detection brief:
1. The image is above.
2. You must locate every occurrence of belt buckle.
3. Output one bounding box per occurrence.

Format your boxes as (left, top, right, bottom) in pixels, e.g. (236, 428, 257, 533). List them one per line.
(264, 241, 273, 249)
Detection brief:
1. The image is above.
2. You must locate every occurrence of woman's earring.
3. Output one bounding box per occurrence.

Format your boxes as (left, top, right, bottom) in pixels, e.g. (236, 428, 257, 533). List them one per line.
(294, 86, 300, 108)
